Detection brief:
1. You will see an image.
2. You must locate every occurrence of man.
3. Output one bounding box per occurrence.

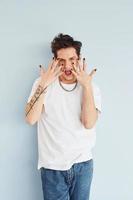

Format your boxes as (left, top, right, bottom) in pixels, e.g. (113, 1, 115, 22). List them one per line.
(25, 33, 101, 200)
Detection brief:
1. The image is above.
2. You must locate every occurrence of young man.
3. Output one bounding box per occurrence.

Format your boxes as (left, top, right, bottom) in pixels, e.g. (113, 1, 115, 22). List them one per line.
(25, 33, 101, 200)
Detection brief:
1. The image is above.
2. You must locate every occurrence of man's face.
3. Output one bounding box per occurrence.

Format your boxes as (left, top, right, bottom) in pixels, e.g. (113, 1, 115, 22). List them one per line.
(56, 47, 79, 84)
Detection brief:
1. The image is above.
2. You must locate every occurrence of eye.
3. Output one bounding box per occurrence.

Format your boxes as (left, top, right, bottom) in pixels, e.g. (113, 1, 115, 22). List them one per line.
(59, 59, 65, 66)
(70, 58, 74, 61)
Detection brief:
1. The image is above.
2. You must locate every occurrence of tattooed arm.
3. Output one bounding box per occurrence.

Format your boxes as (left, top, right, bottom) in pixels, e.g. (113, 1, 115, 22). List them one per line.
(25, 58, 63, 125)
(25, 81, 47, 125)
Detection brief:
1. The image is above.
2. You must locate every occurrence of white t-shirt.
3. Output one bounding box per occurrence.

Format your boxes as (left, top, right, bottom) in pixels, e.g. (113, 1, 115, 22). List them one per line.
(27, 77, 102, 170)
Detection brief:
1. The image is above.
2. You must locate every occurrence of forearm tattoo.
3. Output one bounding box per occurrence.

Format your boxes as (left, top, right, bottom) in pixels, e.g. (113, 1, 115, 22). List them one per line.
(25, 84, 47, 116)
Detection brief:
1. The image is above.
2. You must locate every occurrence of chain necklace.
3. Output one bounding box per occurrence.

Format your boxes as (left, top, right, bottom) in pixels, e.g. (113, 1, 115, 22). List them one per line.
(59, 78, 78, 92)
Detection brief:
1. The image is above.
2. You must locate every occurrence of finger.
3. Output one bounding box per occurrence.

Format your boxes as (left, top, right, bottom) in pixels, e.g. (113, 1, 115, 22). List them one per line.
(39, 65, 45, 76)
(51, 58, 60, 71)
(89, 68, 97, 77)
(54, 65, 62, 75)
(71, 69, 78, 78)
(56, 71, 64, 77)
(83, 58, 87, 71)
(39, 64, 46, 72)
(52, 71, 63, 83)
(72, 62, 79, 73)
(77, 58, 83, 71)
(54, 68, 64, 78)
(47, 58, 55, 71)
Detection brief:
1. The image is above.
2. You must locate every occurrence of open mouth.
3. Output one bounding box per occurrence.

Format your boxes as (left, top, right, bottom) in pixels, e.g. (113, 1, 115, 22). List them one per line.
(64, 69, 72, 76)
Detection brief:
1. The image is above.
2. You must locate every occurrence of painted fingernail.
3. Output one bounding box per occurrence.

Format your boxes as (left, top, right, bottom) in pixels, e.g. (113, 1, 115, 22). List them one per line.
(94, 68, 97, 71)
(53, 57, 54, 59)
(39, 65, 42, 68)
(83, 58, 85, 60)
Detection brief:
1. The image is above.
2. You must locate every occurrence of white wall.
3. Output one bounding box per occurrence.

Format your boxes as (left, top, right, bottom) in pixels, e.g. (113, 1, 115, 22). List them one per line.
(0, 0, 133, 199)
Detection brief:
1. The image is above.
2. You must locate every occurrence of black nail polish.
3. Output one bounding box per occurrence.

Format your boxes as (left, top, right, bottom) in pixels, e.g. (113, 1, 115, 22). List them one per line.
(39, 65, 42, 68)
(83, 58, 85, 60)
(94, 68, 97, 71)
(53, 57, 54, 59)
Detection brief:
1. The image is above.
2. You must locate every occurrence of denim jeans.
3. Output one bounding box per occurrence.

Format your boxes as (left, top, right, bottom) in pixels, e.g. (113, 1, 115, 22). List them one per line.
(40, 159, 93, 200)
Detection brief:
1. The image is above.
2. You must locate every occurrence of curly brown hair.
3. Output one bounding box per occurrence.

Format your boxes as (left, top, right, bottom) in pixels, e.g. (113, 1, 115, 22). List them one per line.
(51, 33, 82, 58)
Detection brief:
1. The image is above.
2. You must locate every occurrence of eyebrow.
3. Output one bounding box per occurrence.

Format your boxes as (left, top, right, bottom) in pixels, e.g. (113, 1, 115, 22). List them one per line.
(57, 56, 76, 60)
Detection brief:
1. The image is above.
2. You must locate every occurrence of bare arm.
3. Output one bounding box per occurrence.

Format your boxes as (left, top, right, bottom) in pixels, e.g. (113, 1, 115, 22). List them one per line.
(80, 85, 98, 129)
(25, 58, 63, 125)
(71, 57, 100, 129)
(25, 82, 47, 125)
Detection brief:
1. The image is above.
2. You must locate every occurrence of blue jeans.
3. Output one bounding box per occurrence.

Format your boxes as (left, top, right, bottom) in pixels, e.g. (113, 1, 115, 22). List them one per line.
(40, 159, 93, 200)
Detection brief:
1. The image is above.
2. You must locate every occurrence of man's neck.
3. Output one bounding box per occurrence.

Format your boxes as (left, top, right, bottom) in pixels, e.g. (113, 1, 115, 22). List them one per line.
(58, 76, 77, 84)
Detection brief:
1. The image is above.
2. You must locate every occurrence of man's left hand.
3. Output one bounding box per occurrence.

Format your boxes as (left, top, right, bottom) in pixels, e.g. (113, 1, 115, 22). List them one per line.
(71, 58, 97, 88)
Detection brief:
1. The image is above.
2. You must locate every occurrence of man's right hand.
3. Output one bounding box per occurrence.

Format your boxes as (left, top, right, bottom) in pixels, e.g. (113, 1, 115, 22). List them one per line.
(39, 58, 63, 88)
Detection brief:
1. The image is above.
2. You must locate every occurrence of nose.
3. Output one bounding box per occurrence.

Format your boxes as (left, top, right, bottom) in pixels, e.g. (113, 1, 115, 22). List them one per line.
(65, 60, 73, 70)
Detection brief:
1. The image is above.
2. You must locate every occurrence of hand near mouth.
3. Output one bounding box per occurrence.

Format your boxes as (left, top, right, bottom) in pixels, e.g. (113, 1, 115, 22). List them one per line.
(71, 58, 97, 88)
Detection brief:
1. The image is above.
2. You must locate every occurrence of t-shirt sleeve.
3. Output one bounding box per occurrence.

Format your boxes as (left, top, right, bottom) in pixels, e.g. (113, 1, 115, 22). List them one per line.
(92, 82, 102, 114)
(27, 77, 41, 103)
